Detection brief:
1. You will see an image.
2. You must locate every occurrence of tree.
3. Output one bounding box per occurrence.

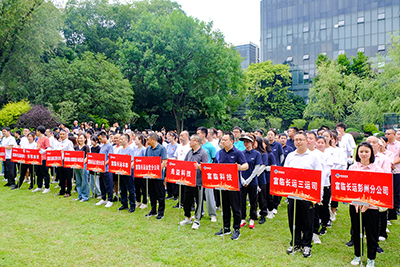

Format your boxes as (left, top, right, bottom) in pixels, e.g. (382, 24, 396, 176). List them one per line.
(0, 100, 31, 127)
(16, 105, 58, 129)
(245, 61, 293, 123)
(118, 10, 245, 133)
(31, 52, 134, 124)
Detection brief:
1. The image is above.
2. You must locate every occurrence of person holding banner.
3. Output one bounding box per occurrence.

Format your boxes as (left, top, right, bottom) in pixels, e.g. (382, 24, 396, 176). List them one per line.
(133, 134, 147, 209)
(384, 128, 400, 217)
(348, 142, 383, 267)
(117, 134, 136, 213)
(34, 126, 52, 194)
(215, 132, 248, 240)
(145, 133, 167, 220)
(261, 138, 277, 219)
(13, 132, 36, 190)
(180, 135, 209, 229)
(239, 134, 262, 230)
(89, 135, 101, 198)
(254, 136, 269, 224)
(56, 130, 74, 197)
(284, 132, 322, 258)
(2, 127, 17, 189)
(74, 134, 90, 202)
(96, 132, 115, 208)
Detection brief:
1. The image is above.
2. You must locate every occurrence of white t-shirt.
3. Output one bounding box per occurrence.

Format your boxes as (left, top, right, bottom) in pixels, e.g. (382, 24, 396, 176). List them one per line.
(211, 139, 221, 152)
(332, 146, 347, 170)
(26, 142, 37, 149)
(19, 136, 28, 148)
(174, 143, 191, 161)
(340, 133, 356, 159)
(2, 136, 17, 159)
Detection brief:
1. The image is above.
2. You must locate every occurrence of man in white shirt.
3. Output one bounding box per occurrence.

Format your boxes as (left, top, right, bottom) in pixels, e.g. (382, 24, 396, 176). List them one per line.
(2, 127, 17, 189)
(172, 131, 191, 208)
(336, 122, 356, 166)
(56, 130, 75, 197)
(18, 128, 30, 148)
(207, 128, 220, 152)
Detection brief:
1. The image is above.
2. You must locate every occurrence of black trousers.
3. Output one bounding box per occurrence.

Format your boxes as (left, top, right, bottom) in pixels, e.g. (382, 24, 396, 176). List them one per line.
(166, 182, 178, 198)
(4, 159, 15, 186)
(99, 172, 113, 202)
(393, 173, 400, 209)
(379, 210, 388, 239)
(184, 186, 203, 219)
(135, 177, 147, 204)
(241, 185, 258, 220)
(18, 163, 33, 188)
(258, 184, 268, 216)
(148, 179, 165, 216)
(350, 205, 379, 260)
(320, 186, 331, 227)
(58, 167, 72, 195)
(266, 183, 275, 211)
(36, 160, 50, 189)
(120, 174, 135, 208)
(222, 190, 241, 230)
(288, 199, 315, 248)
(214, 189, 221, 207)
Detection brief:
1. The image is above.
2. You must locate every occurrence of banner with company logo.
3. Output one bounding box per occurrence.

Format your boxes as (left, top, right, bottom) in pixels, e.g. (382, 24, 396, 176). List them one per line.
(25, 149, 42, 165)
(0, 147, 5, 161)
(109, 154, 132, 176)
(201, 163, 239, 191)
(63, 151, 85, 169)
(165, 159, 197, 187)
(11, 148, 25, 163)
(87, 153, 106, 173)
(331, 170, 393, 208)
(46, 150, 63, 167)
(133, 156, 162, 179)
(270, 166, 322, 203)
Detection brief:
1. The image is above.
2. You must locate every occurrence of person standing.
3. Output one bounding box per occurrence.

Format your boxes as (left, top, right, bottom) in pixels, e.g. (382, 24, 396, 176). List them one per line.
(179, 135, 209, 229)
(284, 132, 322, 258)
(2, 127, 17, 189)
(74, 134, 90, 202)
(172, 131, 191, 208)
(56, 130, 74, 197)
(232, 127, 245, 151)
(145, 133, 167, 220)
(166, 131, 179, 201)
(279, 133, 294, 166)
(286, 127, 299, 149)
(336, 122, 356, 166)
(34, 126, 52, 194)
(89, 135, 101, 198)
(385, 128, 400, 217)
(13, 132, 36, 190)
(215, 132, 248, 240)
(133, 134, 147, 209)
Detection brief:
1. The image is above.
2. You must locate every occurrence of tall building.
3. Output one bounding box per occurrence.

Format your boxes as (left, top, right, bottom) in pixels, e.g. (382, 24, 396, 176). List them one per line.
(235, 42, 260, 69)
(260, 0, 400, 99)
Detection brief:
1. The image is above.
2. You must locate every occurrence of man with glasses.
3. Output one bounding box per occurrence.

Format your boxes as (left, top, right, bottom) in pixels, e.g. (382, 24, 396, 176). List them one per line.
(232, 127, 245, 151)
(385, 128, 400, 217)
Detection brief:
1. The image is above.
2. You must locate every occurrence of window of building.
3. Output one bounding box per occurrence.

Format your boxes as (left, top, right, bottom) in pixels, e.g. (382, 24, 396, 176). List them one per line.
(338, 50, 345, 55)
(287, 29, 292, 35)
(320, 23, 327, 30)
(303, 54, 310, 60)
(266, 33, 272, 38)
(357, 17, 365, 24)
(378, 45, 386, 51)
(378, 13, 385, 20)
(303, 26, 309, 32)
(338, 20, 345, 27)
(303, 74, 310, 80)
(358, 47, 365, 53)
(287, 45, 291, 50)
(287, 56, 293, 62)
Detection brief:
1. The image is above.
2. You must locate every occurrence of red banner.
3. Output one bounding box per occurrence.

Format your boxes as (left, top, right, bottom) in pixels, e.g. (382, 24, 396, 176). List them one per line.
(25, 149, 42, 165)
(270, 166, 322, 203)
(11, 148, 25, 163)
(46, 150, 63, 167)
(165, 159, 197, 187)
(201, 163, 239, 191)
(109, 154, 132, 176)
(63, 151, 85, 169)
(87, 153, 105, 173)
(331, 170, 393, 209)
(0, 147, 5, 161)
(133, 157, 162, 179)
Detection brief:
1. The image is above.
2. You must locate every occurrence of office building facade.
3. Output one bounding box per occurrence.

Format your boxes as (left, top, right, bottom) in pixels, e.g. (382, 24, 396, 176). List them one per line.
(235, 42, 260, 69)
(260, 0, 400, 99)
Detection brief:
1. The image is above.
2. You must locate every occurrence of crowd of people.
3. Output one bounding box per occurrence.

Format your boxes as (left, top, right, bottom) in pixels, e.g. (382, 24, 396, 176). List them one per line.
(1, 121, 399, 266)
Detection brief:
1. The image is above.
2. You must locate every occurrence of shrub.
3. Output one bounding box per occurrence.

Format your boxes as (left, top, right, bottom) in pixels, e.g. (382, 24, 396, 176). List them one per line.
(268, 117, 282, 130)
(290, 119, 307, 130)
(308, 118, 336, 130)
(374, 131, 385, 137)
(363, 123, 378, 134)
(0, 100, 31, 127)
(16, 105, 58, 129)
(348, 131, 364, 143)
(345, 127, 361, 133)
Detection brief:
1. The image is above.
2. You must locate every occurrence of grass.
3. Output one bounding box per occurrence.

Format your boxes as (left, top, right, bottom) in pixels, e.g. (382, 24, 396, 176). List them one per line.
(0, 177, 399, 267)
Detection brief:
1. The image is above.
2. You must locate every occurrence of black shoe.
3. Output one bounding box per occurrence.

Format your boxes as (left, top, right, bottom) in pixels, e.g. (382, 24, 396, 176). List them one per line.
(215, 228, 231, 236)
(10, 185, 18, 190)
(346, 240, 354, 247)
(28, 186, 33, 190)
(318, 226, 327, 236)
(173, 197, 178, 201)
(327, 220, 332, 228)
(128, 208, 135, 213)
(286, 245, 302, 254)
(173, 203, 182, 209)
(377, 246, 384, 254)
(156, 215, 164, 220)
(396, 209, 400, 216)
(145, 212, 157, 217)
(4, 183, 10, 187)
(231, 229, 240, 240)
(118, 205, 129, 211)
(258, 216, 266, 224)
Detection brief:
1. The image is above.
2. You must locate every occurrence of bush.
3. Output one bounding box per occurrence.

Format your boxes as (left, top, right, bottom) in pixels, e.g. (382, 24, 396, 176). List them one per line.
(16, 105, 58, 129)
(363, 123, 378, 134)
(268, 117, 282, 130)
(374, 131, 385, 137)
(348, 131, 364, 143)
(308, 118, 336, 130)
(345, 127, 361, 133)
(290, 119, 307, 130)
(0, 100, 31, 128)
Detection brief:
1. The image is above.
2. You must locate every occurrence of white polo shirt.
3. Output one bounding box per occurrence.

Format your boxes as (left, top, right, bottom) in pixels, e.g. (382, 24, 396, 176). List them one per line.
(2, 136, 17, 159)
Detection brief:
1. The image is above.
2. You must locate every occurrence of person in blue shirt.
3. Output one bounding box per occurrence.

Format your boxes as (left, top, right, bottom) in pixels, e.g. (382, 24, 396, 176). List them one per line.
(286, 126, 299, 150)
(261, 138, 277, 219)
(96, 132, 115, 208)
(145, 133, 168, 220)
(239, 134, 262, 230)
(279, 133, 295, 166)
(266, 129, 284, 166)
(215, 132, 248, 241)
(166, 131, 179, 201)
(232, 126, 245, 151)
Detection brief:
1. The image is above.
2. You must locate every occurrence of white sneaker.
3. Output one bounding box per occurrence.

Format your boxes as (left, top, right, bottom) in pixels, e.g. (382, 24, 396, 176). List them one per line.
(386, 228, 390, 233)
(96, 196, 102, 199)
(23, 179, 29, 183)
(105, 201, 113, 208)
(330, 213, 336, 222)
(267, 211, 275, 219)
(366, 259, 375, 267)
(379, 236, 386, 241)
(139, 203, 148, 209)
(96, 199, 107, 206)
(192, 220, 200, 230)
(180, 217, 192, 226)
(32, 188, 43, 193)
(2, 178, 7, 182)
(135, 202, 142, 208)
(42, 188, 51, 194)
(216, 207, 221, 212)
(351, 256, 361, 266)
(313, 233, 321, 244)
(272, 208, 278, 214)
(387, 220, 392, 226)
(54, 185, 60, 188)
(210, 216, 217, 222)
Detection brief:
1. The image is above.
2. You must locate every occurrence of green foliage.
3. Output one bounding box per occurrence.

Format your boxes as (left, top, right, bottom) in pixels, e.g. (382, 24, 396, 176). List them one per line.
(290, 119, 307, 130)
(0, 100, 31, 127)
(348, 131, 364, 143)
(56, 101, 77, 125)
(16, 105, 58, 129)
(307, 118, 336, 130)
(375, 131, 385, 137)
(268, 117, 282, 130)
(345, 128, 362, 133)
(363, 123, 378, 134)
(90, 115, 109, 129)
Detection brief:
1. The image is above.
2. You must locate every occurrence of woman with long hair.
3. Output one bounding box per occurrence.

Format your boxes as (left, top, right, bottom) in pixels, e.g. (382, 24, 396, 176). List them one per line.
(74, 134, 90, 201)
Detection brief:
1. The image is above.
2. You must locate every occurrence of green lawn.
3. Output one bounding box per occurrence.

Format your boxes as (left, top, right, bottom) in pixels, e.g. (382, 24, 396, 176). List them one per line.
(0, 178, 399, 267)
